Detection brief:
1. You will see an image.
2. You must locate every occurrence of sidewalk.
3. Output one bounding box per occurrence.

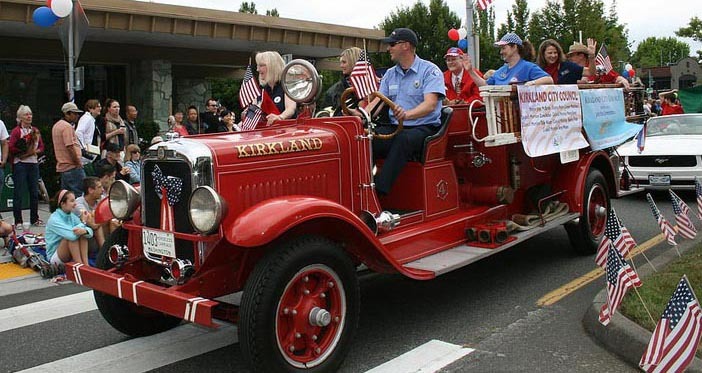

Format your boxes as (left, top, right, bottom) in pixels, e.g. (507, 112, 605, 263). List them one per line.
(583, 237, 702, 372)
(0, 203, 52, 278)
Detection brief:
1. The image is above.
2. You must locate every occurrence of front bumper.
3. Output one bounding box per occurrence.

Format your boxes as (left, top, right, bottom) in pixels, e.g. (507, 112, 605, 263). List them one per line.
(66, 262, 220, 328)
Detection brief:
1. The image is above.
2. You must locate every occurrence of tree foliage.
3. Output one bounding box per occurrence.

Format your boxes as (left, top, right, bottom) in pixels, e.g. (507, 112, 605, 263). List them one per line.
(473, 7, 501, 70)
(631, 37, 691, 67)
(266, 9, 279, 17)
(239, 2, 257, 14)
(379, 0, 461, 70)
(676, 17, 702, 59)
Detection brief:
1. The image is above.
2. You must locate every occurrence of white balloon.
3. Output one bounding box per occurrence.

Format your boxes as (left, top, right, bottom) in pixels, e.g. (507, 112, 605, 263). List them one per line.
(50, 0, 73, 18)
(624, 63, 632, 71)
(458, 28, 468, 39)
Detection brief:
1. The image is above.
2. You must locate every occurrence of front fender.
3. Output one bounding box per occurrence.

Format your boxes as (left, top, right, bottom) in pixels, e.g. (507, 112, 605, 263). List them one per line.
(94, 198, 113, 224)
(553, 150, 614, 213)
(224, 196, 377, 248)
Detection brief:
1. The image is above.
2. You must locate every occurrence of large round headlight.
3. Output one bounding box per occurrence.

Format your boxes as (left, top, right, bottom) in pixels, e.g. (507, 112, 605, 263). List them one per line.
(189, 186, 226, 234)
(109, 180, 140, 220)
(282, 59, 321, 104)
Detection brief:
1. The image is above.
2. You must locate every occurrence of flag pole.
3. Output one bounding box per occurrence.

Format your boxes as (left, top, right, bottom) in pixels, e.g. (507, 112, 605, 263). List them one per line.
(631, 284, 657, 326)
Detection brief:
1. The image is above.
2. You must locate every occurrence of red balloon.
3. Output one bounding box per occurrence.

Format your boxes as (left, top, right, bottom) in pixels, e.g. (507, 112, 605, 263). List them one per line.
(447, 28, 459, 41)
(46, 0, 52, 7)
(628, 69, 635, 77)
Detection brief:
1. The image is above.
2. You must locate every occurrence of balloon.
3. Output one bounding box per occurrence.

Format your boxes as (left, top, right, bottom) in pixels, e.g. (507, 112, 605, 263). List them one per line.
(458, 39, 468, 50)
(46, 0, 52, 7)
(50, 0, 72, 18)
(457, 27, 468, 40)
(32, 6, 59, 27)
(624, 63, 632, 71)
(621, 69, 630, 78)
(628, 69, 635, 77)
(447, 28, 459, 41)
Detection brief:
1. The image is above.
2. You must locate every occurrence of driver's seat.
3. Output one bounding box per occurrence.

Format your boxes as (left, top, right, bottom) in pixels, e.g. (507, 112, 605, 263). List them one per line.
(419, 106, 454, 163)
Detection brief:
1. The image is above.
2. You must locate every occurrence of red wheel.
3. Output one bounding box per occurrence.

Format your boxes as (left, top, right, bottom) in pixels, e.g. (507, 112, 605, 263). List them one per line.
(240, 236, 359, 372)
(566, 169, 610, 255)
(276, 264, 346, 368)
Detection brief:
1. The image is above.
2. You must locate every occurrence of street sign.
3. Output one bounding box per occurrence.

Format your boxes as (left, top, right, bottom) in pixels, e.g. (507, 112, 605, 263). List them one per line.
(58, 0, 89, 62)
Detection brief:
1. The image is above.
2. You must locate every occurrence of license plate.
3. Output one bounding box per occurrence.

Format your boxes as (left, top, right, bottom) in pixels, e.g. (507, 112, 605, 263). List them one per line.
(648, 175, 671, 186)
(142, 228, 176, 258)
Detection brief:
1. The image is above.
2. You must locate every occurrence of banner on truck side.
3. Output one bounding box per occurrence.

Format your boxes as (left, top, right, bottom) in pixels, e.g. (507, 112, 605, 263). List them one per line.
(579, 88, 642, 150)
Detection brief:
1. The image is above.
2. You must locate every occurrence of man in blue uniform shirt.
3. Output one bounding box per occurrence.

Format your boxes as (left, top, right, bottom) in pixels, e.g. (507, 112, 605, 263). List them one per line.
(372, 27, 445, 195)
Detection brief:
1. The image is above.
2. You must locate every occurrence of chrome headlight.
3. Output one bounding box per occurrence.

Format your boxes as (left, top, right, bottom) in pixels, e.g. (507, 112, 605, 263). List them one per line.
(109, 180, 140, 220)
(189, 186, 226, 234)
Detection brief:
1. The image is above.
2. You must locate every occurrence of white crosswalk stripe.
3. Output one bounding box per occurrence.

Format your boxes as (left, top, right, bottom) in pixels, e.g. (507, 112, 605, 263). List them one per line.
(365, 339, 475, 373)
(0, 291, 96, 333)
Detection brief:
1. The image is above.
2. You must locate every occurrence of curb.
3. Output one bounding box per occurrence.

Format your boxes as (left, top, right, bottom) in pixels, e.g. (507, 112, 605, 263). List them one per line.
(583, 237, 702, 372)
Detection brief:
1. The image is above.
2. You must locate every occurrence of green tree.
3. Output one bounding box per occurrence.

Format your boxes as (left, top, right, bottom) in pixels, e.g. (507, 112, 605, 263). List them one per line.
(239, 1, 257, 14)
(676, 17, 702, 59)
(379, 0, 461, 70)
(266, 9, 279, 17)
(496, 0, 530, 41)
(631, 37, 691, 67)
(474, 6, 502, 70)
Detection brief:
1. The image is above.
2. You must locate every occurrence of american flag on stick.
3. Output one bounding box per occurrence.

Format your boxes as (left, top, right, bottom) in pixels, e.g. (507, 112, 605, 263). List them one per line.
(636, 124, 646, 153)
(595, 208, 634, 267)
(695, 177, 702, 220)
(476, 0, 494, 11)
(239, 65, 262, 109)
(647, 193, 677, 246)
(349, 50, 378, 100)
(599, 246, 642, 326)
(670, 190, 696, 239)
(241, 104, 263, 131)
(639, 276, 702, 373)
(595, 43, 613, 74)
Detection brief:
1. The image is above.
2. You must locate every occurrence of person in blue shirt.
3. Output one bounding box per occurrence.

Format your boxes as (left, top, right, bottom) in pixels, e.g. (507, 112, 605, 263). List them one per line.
(536, 39, 596, 84)
(46, 189, 94, 265)
(370, 27, 446, 195)
(466, 32, 553, 87)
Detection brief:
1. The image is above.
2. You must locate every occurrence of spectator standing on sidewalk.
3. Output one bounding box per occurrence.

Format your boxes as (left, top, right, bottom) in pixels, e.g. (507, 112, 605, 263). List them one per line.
(124, 105, 140, 146)
(0, 118, 8, 219)
(52, 102, 85, 196)
(75, 99, 102, 165)
(100, 99, 126, 149)
(9, 105, 44, 230)
(184, 106, 201, 134)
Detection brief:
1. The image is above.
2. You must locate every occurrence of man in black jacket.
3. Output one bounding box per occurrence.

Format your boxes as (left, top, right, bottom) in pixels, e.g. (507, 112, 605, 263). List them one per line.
(201, 98, 222, 133)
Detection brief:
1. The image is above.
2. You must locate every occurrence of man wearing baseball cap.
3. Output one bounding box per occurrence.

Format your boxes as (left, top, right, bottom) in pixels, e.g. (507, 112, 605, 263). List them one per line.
(53, 102, 85, 196)
(464, 32, 552, 87)
(371, 27, 445, 196)
(443, 47, 483, 105)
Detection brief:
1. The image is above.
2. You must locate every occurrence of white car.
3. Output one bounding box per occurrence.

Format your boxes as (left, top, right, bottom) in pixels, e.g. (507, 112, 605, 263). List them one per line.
(618, 114, 702, 190)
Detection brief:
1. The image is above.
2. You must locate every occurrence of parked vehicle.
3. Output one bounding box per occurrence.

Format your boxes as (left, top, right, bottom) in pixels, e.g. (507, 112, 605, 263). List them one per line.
(66, 60, 637, 372)
(618, 114, 702, 190)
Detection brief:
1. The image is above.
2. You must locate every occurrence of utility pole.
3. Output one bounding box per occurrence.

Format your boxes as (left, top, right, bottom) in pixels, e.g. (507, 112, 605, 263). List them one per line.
(465, 0, 477, 70)
(67, 0, 75, 102)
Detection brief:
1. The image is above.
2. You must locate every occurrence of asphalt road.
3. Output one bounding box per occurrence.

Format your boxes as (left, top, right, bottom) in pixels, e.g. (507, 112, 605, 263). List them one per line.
(1, 190, 697, 372)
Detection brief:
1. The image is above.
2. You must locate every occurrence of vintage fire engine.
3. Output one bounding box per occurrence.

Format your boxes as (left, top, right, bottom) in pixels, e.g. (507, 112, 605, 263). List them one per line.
(66, 60, 642, 372)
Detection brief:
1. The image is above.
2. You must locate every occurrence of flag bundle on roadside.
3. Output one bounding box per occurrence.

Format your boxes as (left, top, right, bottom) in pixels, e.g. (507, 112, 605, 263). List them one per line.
(695, 177, 702, 220)
(647, 193, 677, 246)
(349, 50, 378, 100)
(639, 276, 702, 373)
(241, 104, 263, 131)
(239, 65, 261, 109)
(670, 190, 696, 239)
(476, 0, 494, 11)
(595, 208, 634, 267)
(599, 246, 642, 326)
(595, 43, 613, 74)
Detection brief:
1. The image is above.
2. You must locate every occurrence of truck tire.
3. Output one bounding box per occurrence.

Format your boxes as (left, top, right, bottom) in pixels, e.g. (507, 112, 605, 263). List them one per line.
(239, 236, 360, 372)
(93, 228, 182, 337)
(566, 169, 609, 255)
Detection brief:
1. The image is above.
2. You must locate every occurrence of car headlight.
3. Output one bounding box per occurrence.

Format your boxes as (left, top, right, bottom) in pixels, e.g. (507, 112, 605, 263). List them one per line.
(189, 186, 226, 234)
(109, 180, 140, 220)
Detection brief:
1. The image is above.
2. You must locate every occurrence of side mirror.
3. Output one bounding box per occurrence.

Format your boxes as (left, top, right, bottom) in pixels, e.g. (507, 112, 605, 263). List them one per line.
(282, 59, 321, 105)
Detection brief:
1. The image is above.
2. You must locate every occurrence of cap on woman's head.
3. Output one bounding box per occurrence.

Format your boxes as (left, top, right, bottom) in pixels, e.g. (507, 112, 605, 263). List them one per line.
(382, 28, 418, 46)
(495, 32, 523, 47)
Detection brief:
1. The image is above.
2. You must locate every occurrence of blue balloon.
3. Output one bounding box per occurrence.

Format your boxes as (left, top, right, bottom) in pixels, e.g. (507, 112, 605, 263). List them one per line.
(621, 69, 630, 78)
(457, 39, 468, 50)
(33, 6, 59, 27)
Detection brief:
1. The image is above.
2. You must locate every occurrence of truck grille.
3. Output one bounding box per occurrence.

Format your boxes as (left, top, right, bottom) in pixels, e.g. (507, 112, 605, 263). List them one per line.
(142, 160, 195, 262)
(628, 155, 697, 168)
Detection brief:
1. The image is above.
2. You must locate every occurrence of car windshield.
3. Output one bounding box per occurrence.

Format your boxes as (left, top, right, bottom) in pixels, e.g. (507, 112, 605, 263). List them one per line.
(646, 115, 702, 137)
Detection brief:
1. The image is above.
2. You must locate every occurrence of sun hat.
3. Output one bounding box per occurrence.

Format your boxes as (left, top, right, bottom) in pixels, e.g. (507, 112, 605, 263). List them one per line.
(494, 32, 523, 47)
(566, 42, 589, 56)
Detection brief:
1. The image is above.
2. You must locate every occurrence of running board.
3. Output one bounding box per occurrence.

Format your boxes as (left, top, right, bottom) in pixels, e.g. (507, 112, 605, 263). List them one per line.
(402, 212, 579, 276)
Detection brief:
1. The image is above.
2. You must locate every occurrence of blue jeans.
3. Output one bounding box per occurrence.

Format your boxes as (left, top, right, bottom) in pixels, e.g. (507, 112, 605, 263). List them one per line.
(61, 167, 85, 197)
(12, 162, 39, 224)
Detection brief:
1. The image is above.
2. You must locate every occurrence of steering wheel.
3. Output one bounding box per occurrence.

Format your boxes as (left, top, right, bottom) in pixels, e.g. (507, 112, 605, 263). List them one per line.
(340, 88, 403, 140)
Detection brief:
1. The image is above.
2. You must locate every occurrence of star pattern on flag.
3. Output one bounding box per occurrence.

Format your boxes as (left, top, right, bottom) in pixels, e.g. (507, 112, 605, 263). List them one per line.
(349, 50, 379, 100)
(599, 246, 642, 326)
(239, 65, 262, 109)
(152, 165, 183, 206)
(595, 208, 633, 267)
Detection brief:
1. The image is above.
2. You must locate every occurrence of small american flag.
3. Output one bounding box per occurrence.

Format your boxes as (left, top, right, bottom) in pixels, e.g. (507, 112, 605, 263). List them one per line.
(636, 124, 646, 153)
(595, 208, 634, 267)
(349, 50, 378, 100)
(647, 193, 677, 246)
(595, 44, 613, 74)
(476, 0, 494, 11)
(241, 104, 263, 131)
(619, 220, 638, 250)
(695, 177, 702, 220)
(599, 246, 642, 326)
(239, 65, 262, 109)
(670, 190, 696, 239)
(639, 276, 702, 373)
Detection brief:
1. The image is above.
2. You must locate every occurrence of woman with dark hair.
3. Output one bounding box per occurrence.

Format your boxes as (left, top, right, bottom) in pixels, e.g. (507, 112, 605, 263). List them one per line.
(536, 39, 596, 84)
(465, 32, 553, 87)
(45, 189, 94, 265)
(99, 98, 126, 149)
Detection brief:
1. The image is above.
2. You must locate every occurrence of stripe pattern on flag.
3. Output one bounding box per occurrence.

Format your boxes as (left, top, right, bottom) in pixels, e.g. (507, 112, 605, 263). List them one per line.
(695, 177, 702, 220)
(639, 277, 702, 373)
(476, 0, 494, 11)
(239, 65, 262, 109)
(349, 50, 378, 100)
(670, 190, 696, 239)
(595, 208, 633, 267)
(241, 104, 263, 131)
(647, 193, 677, 246)
(595, 44, 613, 74)
(599, 246, 642, 326)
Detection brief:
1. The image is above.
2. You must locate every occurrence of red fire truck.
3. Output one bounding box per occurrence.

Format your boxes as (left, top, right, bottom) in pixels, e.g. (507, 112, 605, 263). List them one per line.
(66, 60, 641, 372)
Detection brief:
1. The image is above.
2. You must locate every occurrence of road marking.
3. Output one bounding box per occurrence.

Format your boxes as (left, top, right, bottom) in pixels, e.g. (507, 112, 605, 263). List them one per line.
(0, 291, 96, 333)
(365, 339, 474, 373)
(537, 233, 665, 306)
(18, 323, 238, 373)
